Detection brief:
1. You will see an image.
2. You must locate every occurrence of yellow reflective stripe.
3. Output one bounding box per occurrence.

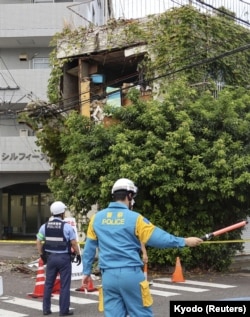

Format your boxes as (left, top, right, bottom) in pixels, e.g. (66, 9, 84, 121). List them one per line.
(87, 214, 97, 240)
(135, 215, 155, 244)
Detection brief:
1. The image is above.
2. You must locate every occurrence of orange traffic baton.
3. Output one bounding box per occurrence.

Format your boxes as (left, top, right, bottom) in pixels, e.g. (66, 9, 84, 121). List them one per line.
(200, 220, 248, 241)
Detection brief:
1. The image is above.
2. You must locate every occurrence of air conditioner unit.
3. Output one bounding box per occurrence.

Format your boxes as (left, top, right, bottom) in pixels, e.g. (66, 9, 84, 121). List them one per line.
(19, 129, 29, 136)
(19, 54, 28, 61)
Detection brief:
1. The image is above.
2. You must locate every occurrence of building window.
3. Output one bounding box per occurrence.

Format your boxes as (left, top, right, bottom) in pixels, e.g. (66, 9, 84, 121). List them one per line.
(33, 57, 50, 69)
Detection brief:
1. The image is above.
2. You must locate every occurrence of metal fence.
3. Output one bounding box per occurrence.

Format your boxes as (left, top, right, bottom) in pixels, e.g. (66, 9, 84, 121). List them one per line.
(112, 0, 250, 27)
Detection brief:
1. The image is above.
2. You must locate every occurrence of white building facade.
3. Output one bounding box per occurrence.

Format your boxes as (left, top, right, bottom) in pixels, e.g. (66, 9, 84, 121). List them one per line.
(0, 0, 111, 238)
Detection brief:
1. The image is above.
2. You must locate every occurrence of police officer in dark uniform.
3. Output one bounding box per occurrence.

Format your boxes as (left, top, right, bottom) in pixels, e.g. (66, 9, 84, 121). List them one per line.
(36, 201, 81, 316)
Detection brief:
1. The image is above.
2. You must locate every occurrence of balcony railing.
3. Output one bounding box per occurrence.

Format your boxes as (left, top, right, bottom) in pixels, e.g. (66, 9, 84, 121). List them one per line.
(112, 0, 250, 28)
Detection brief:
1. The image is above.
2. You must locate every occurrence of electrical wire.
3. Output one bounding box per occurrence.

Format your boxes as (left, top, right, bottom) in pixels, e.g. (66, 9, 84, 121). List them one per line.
(194, 0, 250, 27)
(17, 38, 250, 120)
(0, 57, 19, 89)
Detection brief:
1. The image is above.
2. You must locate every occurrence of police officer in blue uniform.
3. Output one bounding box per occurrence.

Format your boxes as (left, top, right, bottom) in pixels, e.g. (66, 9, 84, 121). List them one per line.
(36, 201, 81, 316)
(81, 178, 203, 317)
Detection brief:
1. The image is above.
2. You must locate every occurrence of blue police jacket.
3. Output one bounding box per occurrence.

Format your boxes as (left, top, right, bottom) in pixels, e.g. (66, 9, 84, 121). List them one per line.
(82, 202, 185, 275)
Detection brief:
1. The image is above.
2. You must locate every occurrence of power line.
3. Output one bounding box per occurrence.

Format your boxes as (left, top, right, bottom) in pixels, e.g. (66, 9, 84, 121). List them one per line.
(194, 0, 250, 27)
(0, 56, 19, 89)
(19, 40, 250, 117)
(151, 42, 250, 82)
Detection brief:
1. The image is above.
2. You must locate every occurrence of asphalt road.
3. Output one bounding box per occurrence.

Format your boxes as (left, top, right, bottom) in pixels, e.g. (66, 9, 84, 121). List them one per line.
(0, 242, 250, 317)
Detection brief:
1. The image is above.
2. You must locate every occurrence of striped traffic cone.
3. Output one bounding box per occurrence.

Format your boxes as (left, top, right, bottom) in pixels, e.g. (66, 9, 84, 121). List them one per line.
(75, 276, 97, 292)
(28, 258, 45, 298)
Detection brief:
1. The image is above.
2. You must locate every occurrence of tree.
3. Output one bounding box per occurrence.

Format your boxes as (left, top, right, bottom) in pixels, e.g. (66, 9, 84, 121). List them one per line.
(40, 81, 250, 271)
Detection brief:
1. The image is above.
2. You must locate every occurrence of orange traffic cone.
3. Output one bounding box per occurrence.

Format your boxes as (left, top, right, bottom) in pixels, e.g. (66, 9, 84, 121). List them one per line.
(171, 257, 185, 283)
(28, 258, 45, 298)
(52, 273, 60, 294)
(75, 276, 97, 292)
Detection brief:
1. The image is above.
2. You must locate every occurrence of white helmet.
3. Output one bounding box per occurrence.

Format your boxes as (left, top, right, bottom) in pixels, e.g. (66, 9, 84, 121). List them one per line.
(111, 178, 138, 196)
(50, 201, 67, 215)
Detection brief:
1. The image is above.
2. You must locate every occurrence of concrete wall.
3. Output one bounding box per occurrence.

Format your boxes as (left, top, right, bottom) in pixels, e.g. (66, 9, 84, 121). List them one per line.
(0, 120, 33, 136)
(0, 68, 51, 103)
(0, 3, 84, 39)
(0, 48, 51, 69)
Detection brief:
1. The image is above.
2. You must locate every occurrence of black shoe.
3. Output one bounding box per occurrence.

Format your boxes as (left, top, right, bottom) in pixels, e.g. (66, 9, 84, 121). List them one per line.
(43, 312, 52, 316)
(59, 312, 73, 316)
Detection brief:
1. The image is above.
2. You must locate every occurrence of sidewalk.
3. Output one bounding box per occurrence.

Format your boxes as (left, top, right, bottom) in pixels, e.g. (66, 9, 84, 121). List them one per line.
(0, 240, 37, 261)
(230, 254, 250, 272)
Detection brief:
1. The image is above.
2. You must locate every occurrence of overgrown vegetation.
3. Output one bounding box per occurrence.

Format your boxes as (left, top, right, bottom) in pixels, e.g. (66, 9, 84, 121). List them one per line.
(22, 6, 250, 271)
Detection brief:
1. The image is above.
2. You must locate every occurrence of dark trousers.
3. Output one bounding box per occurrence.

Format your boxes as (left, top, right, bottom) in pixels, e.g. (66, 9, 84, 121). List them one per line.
(43, 253, 72, 314)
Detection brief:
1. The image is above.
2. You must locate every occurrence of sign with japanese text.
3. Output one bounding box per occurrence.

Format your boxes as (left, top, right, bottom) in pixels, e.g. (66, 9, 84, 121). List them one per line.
(0, 136, 50, 172)
(64, 217, 83, 280)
